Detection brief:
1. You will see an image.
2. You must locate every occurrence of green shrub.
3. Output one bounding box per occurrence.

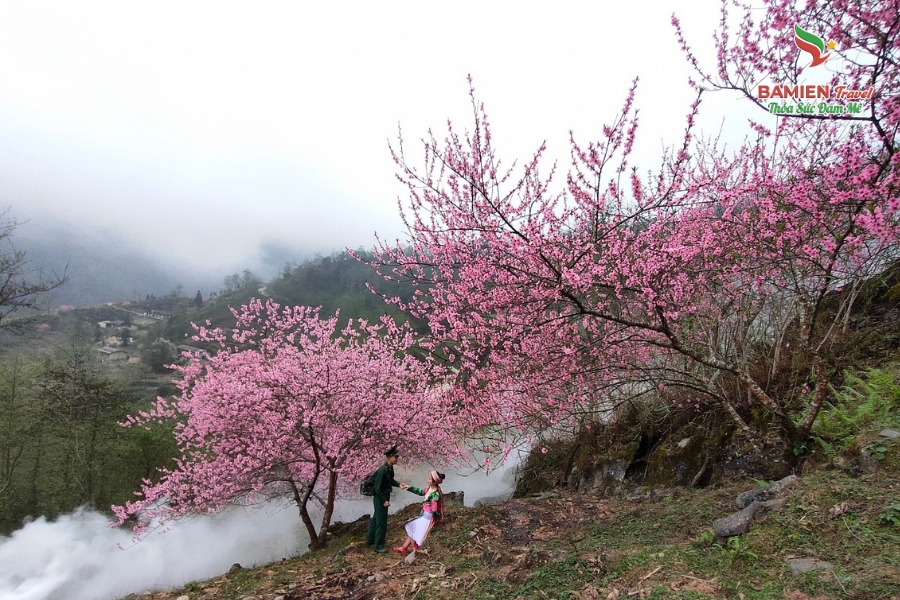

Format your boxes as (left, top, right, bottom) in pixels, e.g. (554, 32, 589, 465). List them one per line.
(878, 502, 900, 527)
(813, 366, 900, 447)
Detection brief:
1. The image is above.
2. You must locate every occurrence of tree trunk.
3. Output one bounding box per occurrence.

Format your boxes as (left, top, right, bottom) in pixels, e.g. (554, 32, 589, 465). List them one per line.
(316, 471, 339, 548)
(290, 478, 324, 551)
(737, 371, 799, 441)
(798, 356, 829, 437)
(719, 398, 762, 452)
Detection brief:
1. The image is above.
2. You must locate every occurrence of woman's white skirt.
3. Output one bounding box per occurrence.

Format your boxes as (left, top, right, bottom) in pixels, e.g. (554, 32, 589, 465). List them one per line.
(404, 512, 435, 546)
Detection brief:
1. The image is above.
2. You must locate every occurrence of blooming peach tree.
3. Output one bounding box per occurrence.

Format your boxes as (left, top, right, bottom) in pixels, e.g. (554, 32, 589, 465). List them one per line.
(365, 0, 899, 455)
(113, 300, 456, 549)
(671, 0, 900, 434)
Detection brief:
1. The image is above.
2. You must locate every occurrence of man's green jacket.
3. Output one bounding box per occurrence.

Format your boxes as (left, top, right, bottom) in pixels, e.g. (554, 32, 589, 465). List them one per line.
(374, 462, 400, 503)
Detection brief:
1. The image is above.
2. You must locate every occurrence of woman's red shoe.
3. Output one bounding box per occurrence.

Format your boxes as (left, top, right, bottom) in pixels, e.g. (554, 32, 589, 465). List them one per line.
(392, 546, 408, 554)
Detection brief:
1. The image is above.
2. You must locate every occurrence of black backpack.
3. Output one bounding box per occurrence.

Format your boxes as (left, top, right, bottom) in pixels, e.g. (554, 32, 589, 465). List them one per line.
(359, 468, 379, 496)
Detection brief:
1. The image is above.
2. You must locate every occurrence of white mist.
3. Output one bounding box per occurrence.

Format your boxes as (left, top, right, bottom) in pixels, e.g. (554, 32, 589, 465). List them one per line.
(0, 457, 521, 600)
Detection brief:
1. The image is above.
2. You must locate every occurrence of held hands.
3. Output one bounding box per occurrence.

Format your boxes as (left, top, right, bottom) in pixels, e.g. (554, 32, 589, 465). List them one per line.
(400, 483, 409, 490)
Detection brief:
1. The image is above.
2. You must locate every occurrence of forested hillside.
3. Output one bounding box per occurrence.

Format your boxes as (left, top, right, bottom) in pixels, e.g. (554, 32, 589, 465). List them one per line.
(266, 249, 427, 332)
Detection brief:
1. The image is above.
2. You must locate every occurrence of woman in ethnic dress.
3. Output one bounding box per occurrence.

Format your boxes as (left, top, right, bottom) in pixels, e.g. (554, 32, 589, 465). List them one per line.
(393, 470, 445, 554)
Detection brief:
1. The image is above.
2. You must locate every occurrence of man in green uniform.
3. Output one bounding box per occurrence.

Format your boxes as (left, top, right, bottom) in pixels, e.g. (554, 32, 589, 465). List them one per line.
(365, 445, 402, 553)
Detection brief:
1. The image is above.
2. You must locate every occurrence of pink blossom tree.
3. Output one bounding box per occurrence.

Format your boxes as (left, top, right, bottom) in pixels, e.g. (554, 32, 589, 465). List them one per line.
(670, 0, 900, 434)
(113, 299, 457, 549)
(365, 0, 899, 454)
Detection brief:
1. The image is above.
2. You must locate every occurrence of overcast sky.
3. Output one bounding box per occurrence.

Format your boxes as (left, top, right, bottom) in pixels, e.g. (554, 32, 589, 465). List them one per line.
(0, 1, 754, 279)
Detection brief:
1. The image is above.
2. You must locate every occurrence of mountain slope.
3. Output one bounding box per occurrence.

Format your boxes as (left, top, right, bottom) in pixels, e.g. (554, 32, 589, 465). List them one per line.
(123, 449, 900, 600)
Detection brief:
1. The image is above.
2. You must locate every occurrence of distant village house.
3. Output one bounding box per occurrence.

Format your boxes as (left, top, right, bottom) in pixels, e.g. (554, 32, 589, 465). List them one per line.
(97, 346, 128, 362)
(177, 344, 210, 360)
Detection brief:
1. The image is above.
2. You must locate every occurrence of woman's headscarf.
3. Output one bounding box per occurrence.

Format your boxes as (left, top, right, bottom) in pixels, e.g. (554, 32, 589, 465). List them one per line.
(430, 471, 446, 524)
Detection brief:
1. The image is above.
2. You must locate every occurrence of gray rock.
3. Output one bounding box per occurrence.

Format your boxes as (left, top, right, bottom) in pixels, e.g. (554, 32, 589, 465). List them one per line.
(736, 475, 799, 509)
(625, 487, 650, 502)
(880, 429, 900, 440)
(327, 514, 370, 536)
(759, 498, 788, 513)
(530, 491, 561, 501)
(331, 545, 353, 563)
(605, 461, 629, 483)
(404, 551, 417, 565)
(473, 491, 513, 508)
(713, 501, 762, 540)
(443, 490, 465, 507)
(714, 495, 789, 543)
(788, 558, 834, 574)
(735, 488, 768, 509)
(574, 455, 634, 496)
(858, 448, 880, 475)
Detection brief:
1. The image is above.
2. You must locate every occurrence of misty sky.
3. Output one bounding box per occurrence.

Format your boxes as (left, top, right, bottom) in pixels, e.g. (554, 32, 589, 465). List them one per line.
(1, 1, 755, 281)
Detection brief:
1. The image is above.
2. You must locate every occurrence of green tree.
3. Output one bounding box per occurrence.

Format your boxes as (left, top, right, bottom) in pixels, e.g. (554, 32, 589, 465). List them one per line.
(0, 214, 67, 330)
(0, 359, 38, 505)
(34, 346, 127, 510)
(0, 343, 179, 534)
(142, 338, 176, 373)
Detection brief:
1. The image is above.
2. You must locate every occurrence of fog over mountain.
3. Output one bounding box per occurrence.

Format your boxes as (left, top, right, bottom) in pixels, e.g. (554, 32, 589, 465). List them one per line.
(13, 216, 311, 307)
(0, 1, 731, 304)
